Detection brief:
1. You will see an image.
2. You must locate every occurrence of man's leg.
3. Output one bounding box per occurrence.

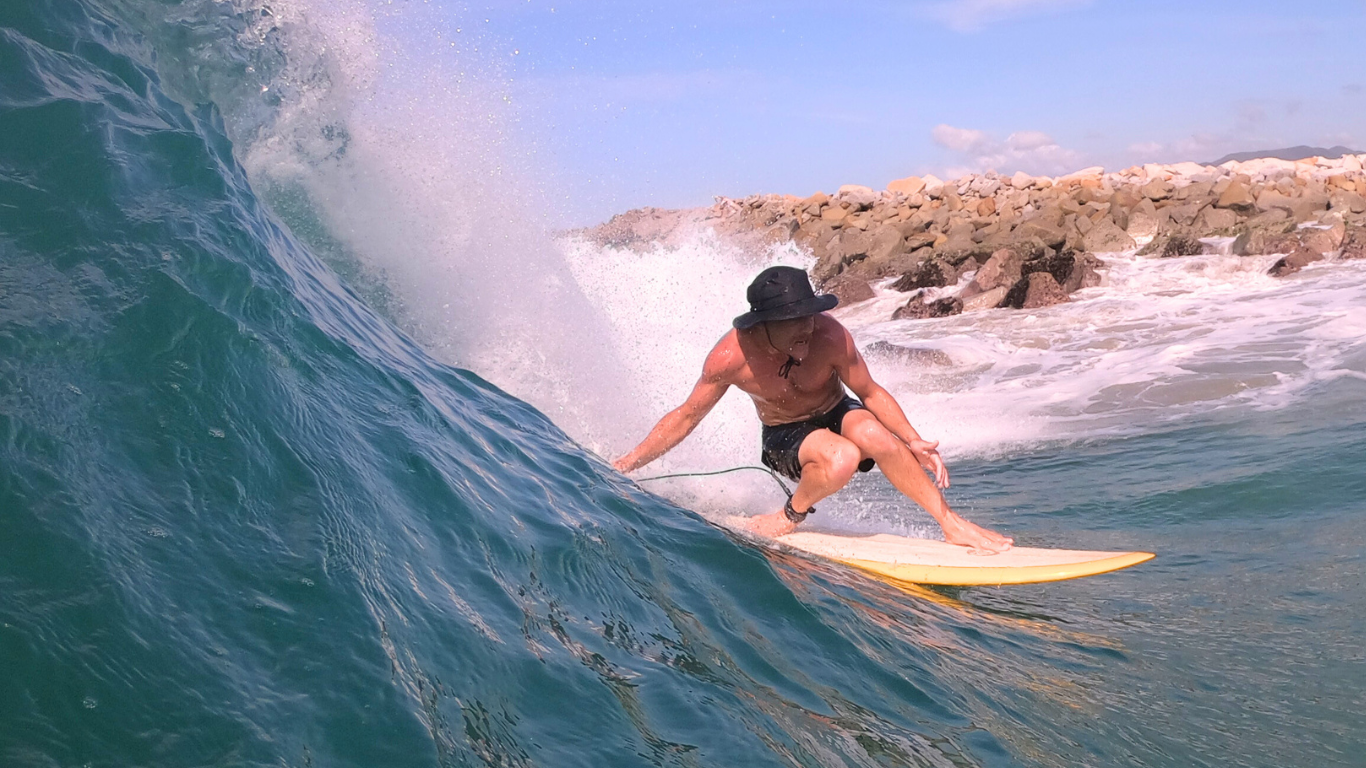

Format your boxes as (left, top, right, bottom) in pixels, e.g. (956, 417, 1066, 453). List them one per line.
(839, 409, 1013, 553)
(746, 429, 861, 538)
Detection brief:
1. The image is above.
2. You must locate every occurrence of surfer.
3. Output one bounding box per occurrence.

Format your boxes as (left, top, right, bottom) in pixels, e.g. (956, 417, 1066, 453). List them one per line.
(613, 266, 1013, 553)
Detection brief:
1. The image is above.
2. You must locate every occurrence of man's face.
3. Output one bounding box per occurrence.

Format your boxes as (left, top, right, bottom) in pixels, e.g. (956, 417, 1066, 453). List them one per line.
(764, 316, 816, 355)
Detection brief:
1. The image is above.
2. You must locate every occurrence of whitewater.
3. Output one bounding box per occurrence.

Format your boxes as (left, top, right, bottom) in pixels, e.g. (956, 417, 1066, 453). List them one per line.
(2, 0, 1364, 766)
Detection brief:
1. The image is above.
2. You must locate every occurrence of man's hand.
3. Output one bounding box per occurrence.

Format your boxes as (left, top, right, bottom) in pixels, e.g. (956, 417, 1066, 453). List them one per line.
(612, 457, 635, 474)
(907, 439, 950, 489)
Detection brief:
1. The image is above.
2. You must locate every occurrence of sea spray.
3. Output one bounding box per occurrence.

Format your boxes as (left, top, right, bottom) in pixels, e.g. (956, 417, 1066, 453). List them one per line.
(117, 0, 652, 454)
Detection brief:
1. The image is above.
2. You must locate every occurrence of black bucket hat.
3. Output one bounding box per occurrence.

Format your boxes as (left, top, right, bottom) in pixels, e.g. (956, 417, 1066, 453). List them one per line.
(733, 266, 838, 330)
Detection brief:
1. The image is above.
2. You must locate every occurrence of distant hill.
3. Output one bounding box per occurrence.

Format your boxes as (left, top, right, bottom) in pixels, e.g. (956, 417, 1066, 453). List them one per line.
(1209, 145, 1362, 165)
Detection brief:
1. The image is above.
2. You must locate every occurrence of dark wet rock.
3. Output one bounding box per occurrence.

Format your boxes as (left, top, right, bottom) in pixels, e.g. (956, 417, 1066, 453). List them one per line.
(892, 296, 964, 320)
(1160, 234, 1206, 257)
(1340, 226, 1366, 260)
(1268, 246, 1325, 277)
(891, 259, 955, 291)
(1001, 271, 1069, 310)
(1023, 251, 1104, 292)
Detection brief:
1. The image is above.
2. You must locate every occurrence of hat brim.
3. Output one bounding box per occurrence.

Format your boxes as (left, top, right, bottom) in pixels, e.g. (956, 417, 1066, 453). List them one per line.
(733, 294, 839, 330)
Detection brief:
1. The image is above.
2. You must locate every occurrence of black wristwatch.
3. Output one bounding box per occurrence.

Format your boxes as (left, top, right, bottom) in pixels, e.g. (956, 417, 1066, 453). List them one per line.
(784, 498, 814, 524)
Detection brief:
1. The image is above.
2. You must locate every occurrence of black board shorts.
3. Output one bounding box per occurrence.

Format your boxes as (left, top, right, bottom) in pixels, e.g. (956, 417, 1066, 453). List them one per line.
(760, 396, 877, 482)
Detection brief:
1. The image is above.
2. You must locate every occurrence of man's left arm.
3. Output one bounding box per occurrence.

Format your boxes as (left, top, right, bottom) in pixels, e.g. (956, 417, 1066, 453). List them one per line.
(834, 327, 951, 488)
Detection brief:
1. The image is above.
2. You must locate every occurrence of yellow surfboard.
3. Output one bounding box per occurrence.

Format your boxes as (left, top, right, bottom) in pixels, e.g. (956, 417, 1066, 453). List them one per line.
(772, 530, 1154, 587)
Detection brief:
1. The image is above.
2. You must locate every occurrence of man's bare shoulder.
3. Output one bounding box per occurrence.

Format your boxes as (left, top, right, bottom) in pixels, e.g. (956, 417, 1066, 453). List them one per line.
(701, 330, 747, 382)
(814, 314, 859, 360)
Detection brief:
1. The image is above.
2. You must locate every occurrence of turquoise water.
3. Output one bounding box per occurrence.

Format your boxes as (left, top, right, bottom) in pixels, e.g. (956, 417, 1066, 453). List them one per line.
(3, 1, 1365, 766)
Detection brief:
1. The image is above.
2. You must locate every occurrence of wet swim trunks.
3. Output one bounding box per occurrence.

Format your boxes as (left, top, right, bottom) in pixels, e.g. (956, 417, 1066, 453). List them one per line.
(760, 396, 877, 482)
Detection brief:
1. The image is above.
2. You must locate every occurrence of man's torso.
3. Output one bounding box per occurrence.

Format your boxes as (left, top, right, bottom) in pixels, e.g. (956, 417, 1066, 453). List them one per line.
(719, 314, 851, 425)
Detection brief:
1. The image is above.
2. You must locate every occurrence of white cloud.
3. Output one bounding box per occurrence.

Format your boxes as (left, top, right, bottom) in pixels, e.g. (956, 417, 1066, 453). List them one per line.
(932, 124, 1083, 176)
(923, 0, 1091, 32)
(1006, 130, 1055, 151)
(932, 124, 992, 153)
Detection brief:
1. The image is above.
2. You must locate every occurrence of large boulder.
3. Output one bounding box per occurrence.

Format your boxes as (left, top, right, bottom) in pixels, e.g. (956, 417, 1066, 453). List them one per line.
(1014, 213, 1069, 250)
(1025, 250, 1104, 292)
(1160, 234, 1205, 257)
(836, 185, 878, 211)
(1298, 223, 1344, 255)
(971, 247, 1028, 292)
(1081, 217, 1137, 252)
(891, 259, 956, 291)
(821, 273, 876, 304)
(844, 225, 913, 278)
(1126, 198, 1161, 242)
(1330, 191, 1366, 214)
(1216, 181, 1256, 211)
(887, 176, 927, 196)
(1340, 226, 1366, 259)
(1001, 272, 1069, 310)
(1140, 179, 1174, 201)
(1267, 246, 1324, 277)
(892, 296, 963, 320)
(963, 286, 1009, 312)
(1231, 222, 1299, 256)
(1195, 206, 1241, 233)
(811, 228, 871, 282)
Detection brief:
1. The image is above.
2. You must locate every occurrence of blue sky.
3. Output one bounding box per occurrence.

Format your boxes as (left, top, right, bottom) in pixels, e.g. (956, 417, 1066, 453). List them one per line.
(421, 1, 1365, 223)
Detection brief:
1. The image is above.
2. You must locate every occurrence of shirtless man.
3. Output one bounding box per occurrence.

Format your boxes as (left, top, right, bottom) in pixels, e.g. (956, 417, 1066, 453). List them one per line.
(613, 266, 1013, 552)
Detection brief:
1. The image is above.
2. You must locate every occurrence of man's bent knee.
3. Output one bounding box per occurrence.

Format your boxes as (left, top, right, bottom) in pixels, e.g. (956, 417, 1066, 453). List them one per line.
(844, 419, 903, 462)
(812, 441, 862, 481)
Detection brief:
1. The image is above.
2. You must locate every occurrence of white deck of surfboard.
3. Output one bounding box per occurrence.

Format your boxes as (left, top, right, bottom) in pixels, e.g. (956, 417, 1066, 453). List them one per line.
(777, 531, 1125, 568)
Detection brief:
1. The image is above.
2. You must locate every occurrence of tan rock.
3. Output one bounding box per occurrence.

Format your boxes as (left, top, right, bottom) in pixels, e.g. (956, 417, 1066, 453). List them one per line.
(1331, 191, 1366, 214)
(963, 286, 1009, 312)
(1195, 207, 1240, 232)
(836, 185, 878, 211)
(972, 248, 1027, 291)
(1298, 226, 1342, 255)
(1082, 217, 1137, 252)
(821, 206, 851, 227)
(1140, 179, 1174, 201)
(1126, 198, 1161, 242)
(977, 197, 997, 217)
(887, 176, 927, 196)
(822, 273, 876, 304)
(1216, 181, 1256, 211)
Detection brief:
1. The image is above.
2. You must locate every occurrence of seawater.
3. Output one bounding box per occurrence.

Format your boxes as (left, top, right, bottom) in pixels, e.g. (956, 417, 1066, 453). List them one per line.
(2, 1, 1364, 766)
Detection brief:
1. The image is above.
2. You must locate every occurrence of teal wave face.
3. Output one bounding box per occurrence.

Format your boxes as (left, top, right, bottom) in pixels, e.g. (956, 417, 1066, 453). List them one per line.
(4, 2, 1366, 768)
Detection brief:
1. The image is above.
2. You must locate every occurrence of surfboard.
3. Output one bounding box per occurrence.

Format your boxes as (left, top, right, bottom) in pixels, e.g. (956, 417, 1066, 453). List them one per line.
(770, 530, 1154, 587)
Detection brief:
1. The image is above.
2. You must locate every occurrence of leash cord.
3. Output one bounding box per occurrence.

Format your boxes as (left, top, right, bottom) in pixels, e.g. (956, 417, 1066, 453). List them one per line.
(634, 465, 794, 500)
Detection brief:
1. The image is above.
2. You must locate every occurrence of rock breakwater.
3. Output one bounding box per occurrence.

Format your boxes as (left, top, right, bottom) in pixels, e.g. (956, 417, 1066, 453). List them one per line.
(578, 154, 1366, 320)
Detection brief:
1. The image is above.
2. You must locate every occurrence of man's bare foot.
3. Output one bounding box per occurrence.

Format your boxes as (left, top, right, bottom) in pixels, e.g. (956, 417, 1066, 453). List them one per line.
(940, 511, 1013, 554)
(746, 510, 798, 539)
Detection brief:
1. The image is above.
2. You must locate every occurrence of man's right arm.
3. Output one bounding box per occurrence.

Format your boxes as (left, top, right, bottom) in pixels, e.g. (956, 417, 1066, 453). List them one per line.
(612, 343, 736, 473)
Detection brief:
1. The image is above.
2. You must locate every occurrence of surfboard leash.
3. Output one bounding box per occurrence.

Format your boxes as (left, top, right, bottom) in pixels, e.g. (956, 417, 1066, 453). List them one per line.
(634, 465, 794, 500)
